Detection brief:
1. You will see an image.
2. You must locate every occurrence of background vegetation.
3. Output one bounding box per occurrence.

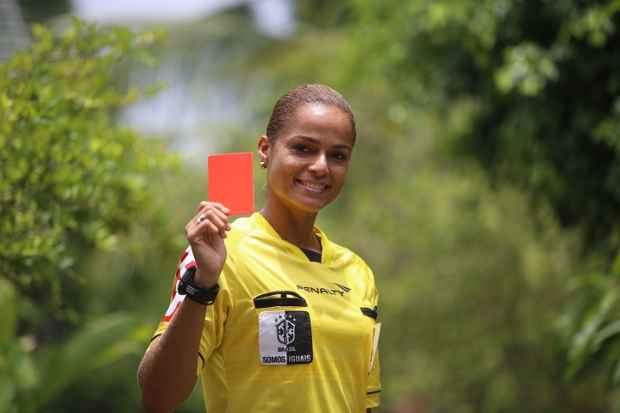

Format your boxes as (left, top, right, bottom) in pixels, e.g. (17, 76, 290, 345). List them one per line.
(2, 1, 620, 412)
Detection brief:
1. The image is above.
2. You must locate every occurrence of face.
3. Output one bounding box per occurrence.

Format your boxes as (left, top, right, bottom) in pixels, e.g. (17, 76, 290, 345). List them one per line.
(258, 103, 355, 215)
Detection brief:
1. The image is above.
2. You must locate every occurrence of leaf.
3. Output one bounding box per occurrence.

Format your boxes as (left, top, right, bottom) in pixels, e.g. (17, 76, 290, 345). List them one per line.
(32, 313, 148, 411)
(567, 285, 620, 378)
(594, 319, 620, 348)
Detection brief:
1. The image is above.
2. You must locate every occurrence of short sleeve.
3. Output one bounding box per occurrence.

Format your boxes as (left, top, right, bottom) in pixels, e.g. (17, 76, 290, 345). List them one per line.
(151, 246, 233, 374)
(366, 352, 381, 408)
(365, 268, 381, 408)
(196, 260, 234, 373)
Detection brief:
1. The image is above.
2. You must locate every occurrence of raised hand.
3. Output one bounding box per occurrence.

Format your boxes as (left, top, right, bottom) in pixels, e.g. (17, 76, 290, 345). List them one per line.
(185, 201, 231, 288)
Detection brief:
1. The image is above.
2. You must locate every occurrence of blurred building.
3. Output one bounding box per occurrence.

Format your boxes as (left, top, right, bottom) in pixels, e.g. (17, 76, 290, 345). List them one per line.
(1, 0, 295, 158)
(0, 0, 29, 61)
(71, 0, 294, 37)
(69, 0, 296, 158)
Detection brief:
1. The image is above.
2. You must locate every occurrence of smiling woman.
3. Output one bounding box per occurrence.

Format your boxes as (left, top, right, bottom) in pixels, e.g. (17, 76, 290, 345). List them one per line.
(259, 101, 354, 224)
(138, 84, 381, 413)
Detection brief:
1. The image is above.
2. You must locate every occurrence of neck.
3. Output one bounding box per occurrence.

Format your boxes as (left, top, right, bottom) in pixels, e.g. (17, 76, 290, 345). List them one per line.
(260, 195, 321, 251)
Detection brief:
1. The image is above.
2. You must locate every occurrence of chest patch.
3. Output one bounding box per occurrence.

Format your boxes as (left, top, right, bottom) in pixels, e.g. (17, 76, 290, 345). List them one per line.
(259, 310, 313, 365)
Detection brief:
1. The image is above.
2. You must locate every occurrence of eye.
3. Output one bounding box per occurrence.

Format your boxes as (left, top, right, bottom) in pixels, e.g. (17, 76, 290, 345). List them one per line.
(291, 143, 312, 153)
(331, 151, 350, 162)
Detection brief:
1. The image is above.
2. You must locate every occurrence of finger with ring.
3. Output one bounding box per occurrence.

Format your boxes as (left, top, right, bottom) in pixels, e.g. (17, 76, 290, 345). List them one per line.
(197, 214, 206, 224)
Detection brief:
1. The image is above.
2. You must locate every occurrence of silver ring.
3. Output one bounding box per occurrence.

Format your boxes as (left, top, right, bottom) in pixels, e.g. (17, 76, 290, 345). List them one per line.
(197, 214, 206, 224)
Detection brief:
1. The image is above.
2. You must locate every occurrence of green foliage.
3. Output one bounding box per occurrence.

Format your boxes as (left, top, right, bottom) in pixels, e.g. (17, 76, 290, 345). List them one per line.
(564, 272, 620, 386)
(344, 0, 620, 247)
(5, 3, 619, 411)
(0, 310, 150, 413)
(339, 0, 620, 393)
(332, 107, 610, 412)
(0, 18, 172, 312)
(0, 17, 180, 413)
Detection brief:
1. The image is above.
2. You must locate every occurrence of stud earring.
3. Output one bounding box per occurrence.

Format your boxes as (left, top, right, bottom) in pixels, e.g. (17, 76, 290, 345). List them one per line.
(260, 160, 267, 168)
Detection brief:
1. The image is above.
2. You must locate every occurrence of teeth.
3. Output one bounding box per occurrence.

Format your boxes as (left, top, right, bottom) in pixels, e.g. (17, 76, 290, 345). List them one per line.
(298, 181, 327, 193)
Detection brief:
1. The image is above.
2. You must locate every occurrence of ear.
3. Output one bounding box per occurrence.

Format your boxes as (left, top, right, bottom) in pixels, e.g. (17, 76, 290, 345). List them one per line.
(257, 135, 270, 164)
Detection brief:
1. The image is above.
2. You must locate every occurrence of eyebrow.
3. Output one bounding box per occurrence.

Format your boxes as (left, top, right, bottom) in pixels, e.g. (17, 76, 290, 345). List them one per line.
(292, 135, 353, 150)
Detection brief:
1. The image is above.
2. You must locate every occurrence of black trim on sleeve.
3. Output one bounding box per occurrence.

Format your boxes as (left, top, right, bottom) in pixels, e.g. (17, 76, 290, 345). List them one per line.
(254, 291, 308, 308)
(361, 307, 378, 320)
(366, 389, 382, 395)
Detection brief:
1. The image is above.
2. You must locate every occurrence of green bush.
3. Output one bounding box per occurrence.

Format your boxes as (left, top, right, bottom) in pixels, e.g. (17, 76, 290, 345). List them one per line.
(0, 18, 177, 413)
(0, 18, 173, 313)
(337, 0, 620, 393)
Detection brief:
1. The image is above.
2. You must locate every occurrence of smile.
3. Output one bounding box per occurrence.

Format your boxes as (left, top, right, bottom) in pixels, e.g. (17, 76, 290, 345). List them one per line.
(295, 179, 329, 193)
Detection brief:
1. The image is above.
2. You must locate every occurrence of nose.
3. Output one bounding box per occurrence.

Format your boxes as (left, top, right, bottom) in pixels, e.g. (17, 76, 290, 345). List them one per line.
(308, 153, 328, 176)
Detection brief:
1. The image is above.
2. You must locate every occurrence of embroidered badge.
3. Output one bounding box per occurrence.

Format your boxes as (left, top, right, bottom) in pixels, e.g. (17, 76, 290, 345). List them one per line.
(259, 310, 313, 365)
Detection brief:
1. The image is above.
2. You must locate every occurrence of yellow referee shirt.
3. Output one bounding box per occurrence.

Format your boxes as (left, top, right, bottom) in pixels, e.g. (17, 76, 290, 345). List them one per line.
(154, 212, 381, 412)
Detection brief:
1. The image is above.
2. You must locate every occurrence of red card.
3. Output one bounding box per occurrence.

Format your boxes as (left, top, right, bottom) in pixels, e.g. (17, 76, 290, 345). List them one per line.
(208, 152, 255, 216)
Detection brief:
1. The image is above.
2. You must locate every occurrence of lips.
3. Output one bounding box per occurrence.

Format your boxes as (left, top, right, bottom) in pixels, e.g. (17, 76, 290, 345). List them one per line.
(295, 179, 329, 193)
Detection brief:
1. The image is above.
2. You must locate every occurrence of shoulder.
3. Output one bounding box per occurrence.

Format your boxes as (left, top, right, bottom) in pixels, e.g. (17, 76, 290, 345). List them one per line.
(323, 235, 376, 284)
(332, 240, 372, 269)
(327, 239, 379, 305)
(223, 214, 265, 254)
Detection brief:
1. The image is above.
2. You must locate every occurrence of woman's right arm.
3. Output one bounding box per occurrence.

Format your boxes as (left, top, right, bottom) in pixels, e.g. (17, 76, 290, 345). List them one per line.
(138, 202, 230, 413)
(138, 299, 208, 412)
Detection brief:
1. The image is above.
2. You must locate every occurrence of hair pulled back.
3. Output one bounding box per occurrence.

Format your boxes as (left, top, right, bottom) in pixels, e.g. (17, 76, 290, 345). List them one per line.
(266, 84, 356, 142)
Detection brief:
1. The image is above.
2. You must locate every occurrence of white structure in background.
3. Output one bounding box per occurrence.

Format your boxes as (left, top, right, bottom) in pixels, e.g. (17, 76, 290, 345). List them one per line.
(0, 0, 29, 61)
(70, 0, 295, 159)
(252, 0, 294, 38)
(71, 0, 294, 38)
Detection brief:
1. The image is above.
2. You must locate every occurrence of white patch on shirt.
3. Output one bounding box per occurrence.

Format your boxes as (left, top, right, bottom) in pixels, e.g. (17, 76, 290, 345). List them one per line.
(259, 310, 313, 365)
(163, 246, 195, 320)
(259, 311, 288, 365)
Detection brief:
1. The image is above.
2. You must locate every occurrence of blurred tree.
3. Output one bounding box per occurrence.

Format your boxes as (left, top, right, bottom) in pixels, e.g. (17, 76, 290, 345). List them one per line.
(0, 18, 177, 412)
(0, 0, 29, 60)
(0, 18, 172, 315)
(340, 0, 620, 391)
(0, 277, 150, 413)
(295, 0, 355, 29)
(331, 100, 614, 413)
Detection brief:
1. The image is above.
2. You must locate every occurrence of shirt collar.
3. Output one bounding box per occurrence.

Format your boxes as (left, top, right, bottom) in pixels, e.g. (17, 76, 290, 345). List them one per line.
(251, 212, 333, 265)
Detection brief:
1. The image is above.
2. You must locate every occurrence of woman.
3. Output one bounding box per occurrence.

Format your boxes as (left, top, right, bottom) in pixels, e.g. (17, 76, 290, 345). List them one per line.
(138, 84, 381, 413)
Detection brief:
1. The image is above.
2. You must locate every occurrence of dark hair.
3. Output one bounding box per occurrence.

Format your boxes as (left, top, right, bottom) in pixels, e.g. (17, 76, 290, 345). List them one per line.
(266, 84, 356, 142)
